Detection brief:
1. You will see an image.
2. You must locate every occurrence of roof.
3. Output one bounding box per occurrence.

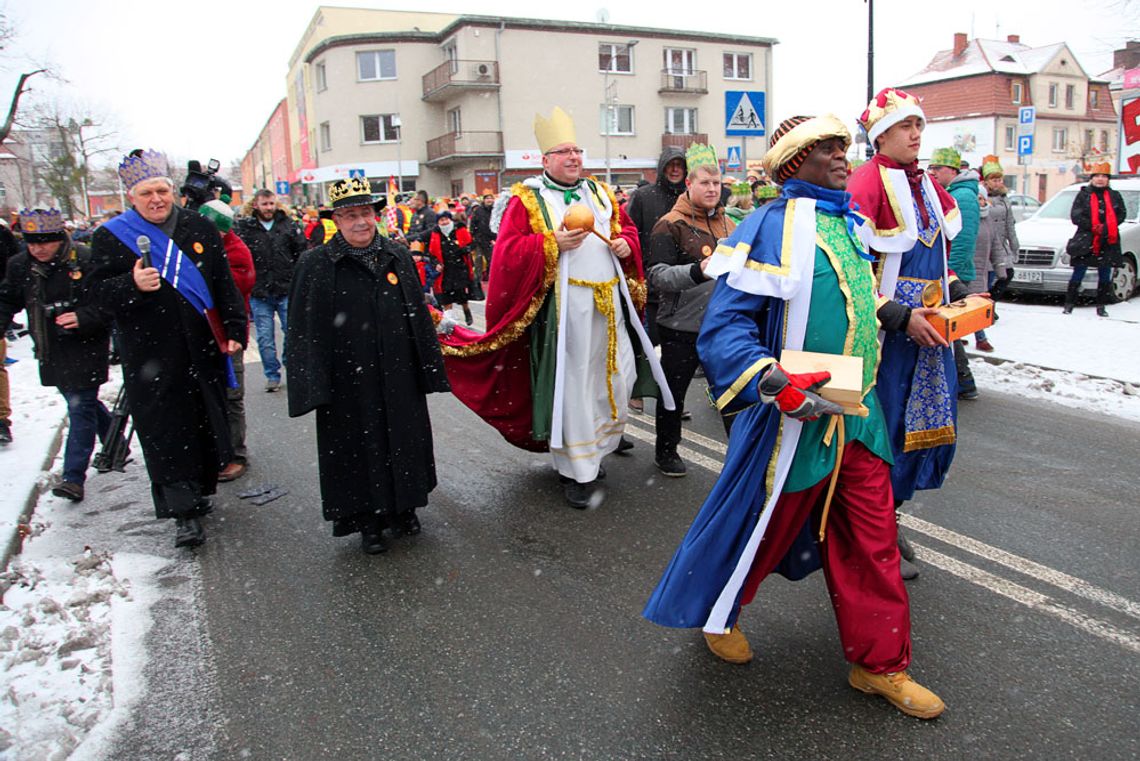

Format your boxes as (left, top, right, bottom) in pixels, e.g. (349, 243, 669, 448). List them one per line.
(901, 38, 1074, 86)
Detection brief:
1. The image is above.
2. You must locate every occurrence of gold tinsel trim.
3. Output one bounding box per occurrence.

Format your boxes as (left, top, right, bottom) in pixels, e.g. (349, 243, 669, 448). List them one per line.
(568, 275, 621, 420)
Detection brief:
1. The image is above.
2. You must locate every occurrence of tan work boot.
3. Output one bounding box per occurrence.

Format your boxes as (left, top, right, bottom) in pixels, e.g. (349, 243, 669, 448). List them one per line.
(848, 665, 945, 719)
(703, 625, 753, 664)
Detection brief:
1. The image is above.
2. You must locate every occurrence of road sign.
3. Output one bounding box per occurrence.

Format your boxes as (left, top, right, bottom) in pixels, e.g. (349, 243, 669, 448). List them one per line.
(1017, 134, 1034, 157)
(725, 91, 766, 136)
(274, 180, 290, 195)
(1018, 106, 1036, 136)
(726, 145, 742, 171)
(348, 168, 365, 179)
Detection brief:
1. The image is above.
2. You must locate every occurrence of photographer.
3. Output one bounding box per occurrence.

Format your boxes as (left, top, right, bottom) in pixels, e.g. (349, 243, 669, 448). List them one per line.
(0, 208, 115, 501)
(180, 158, 232, 212)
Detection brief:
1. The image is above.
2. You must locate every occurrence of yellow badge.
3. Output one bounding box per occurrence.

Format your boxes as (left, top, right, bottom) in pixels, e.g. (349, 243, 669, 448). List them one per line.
(387, 272, 399, 285)
(701, 245, 712, 258)
(70, 270, 83, 280)
(193, 242, 204, 254)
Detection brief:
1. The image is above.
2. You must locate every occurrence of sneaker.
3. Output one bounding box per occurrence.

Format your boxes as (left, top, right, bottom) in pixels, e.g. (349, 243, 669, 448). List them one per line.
(848, 665, 945, 719)
(958, 389, 979, 401)
(655, 451, 687, 477)
(704, 625, 753, 664)
(563, 479, 598, 509)
(628, 398, 644, 414)
(52, 481, 84, 502)
(680, 409, 692, 421)
(1097, 305, 1109, 317)
(615, 436, 634, 455)
(265, 379, 281, 393)
(975, 338, 994, 352)
(0, 422, 11, 445)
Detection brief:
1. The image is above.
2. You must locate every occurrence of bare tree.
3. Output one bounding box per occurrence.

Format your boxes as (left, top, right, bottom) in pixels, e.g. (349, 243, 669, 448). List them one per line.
(0, 10, 48, 144)
(31, 103, 119, 219)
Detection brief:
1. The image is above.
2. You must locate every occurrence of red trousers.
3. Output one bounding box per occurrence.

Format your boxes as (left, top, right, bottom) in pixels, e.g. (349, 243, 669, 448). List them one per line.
(740, 441, 911, 674)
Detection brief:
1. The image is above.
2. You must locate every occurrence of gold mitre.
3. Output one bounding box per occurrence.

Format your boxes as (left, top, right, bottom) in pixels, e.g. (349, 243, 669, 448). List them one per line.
(534, 107, 577, 153)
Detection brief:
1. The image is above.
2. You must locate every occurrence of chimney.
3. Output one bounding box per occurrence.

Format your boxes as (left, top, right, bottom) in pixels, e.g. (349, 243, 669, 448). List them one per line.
(1113, 40, 1140, 71)
(953, 33, 968, 57)
(1007, 34, 1020, 44)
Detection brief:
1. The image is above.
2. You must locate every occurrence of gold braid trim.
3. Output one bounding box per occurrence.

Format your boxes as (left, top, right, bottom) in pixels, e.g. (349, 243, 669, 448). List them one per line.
(599, 179, 647, 312)
(568, 275, 621, 420)
(439, 183, 560, 358)
(903, 425, 956, 453)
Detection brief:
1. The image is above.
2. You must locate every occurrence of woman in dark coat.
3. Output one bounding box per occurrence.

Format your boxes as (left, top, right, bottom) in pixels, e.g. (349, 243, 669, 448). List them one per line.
(286, 179, 449, 555)
(429, 211, 476, 325)
(1065, 163, 1128, 316)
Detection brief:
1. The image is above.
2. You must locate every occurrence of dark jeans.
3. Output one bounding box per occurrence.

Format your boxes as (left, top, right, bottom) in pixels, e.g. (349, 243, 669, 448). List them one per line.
(226, 356, 247, 463)
(954, 339, 975, 394)
(59, 387, 112, 485)
(250, 294, 288, 382)
(655, 325, 703, 456)
(1070, 265, 1113, 292)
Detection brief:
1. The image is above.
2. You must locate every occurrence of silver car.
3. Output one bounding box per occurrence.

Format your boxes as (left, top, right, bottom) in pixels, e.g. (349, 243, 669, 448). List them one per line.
(1007, 178, 1140, 302)
(1006, 193, 1041, 222)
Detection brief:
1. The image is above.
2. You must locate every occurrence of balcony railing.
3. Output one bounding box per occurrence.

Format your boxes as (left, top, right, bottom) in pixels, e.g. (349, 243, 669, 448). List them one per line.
(658, 69, 708, 94)
(422, 59, 501, 101)
(662, 133, 709, 151)
(426, 131, 504, 165)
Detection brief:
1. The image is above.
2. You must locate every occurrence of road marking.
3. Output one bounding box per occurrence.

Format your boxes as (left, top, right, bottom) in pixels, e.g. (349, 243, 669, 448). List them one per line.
(902, 514, 1140, 623)
(625, 416, 727, 456)
(915, 544, 1140, 654)
(621, 423, 723, 474)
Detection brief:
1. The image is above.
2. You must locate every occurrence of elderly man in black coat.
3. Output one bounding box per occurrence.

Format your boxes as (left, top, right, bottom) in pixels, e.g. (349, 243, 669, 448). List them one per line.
(91, 150, 247, 548)
(286, 177, 449, 555)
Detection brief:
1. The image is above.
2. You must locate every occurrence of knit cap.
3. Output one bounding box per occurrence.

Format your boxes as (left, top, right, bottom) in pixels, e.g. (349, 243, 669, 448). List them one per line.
(200, 195, 235, 234)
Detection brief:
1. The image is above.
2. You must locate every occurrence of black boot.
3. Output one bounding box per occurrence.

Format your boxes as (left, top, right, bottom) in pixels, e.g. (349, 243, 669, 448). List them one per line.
(462, 304, 474, 326)
(174, 517, 206, 548)
(360, 517, 389, 554)
(1096, 280, 1112, 317)
(1063, 280, 1079, 314)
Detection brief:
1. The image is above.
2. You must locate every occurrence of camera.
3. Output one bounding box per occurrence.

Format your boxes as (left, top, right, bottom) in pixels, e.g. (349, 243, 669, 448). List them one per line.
(180, 159, 233, 210)
(43, 300, 77, 332)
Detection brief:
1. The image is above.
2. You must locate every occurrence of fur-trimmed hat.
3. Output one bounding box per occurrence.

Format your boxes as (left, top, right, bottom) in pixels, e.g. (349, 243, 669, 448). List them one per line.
(859, 88, 925, 148)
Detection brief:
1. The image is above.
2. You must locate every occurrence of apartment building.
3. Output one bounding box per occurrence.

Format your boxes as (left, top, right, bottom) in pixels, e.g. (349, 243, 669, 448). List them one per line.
(900, 33, 1118, 200)
(250, 8, 774, 202)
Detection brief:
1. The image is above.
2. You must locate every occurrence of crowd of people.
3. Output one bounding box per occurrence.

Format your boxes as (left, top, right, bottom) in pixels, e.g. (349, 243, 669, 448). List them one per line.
(0, 85, 1132, 723)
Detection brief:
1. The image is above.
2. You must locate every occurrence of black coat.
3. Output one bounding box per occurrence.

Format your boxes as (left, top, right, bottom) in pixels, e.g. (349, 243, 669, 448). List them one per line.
(406, 206, 438, 244)
(626, 147, 687, 303)
(286, 233, 449, 533)
(469, 203, 495, 251)
(0, 242, 110, 389)
(90, 208, 247, 496)
(1067, 184, 1128, 267)
(234, 209, 307, 298)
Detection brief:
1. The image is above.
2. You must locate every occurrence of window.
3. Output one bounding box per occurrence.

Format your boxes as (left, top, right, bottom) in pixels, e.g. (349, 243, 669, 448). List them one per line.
(1052, 127, 1068, 152)
(1085, 129, 1095, 151)
(599, 42, 633, 73)
(1065, 84, 1075, 110)
(723, 52, 752, 80)
(361, 114, 400, 143)
(1048, 83, 1058, 107)
(1011, 82, 1022, 104)
(599, 104, 635, 135)
(1004, 125, 1016, 150)
(1100, 130, 1110, 152)
(665, 107, 698, 134)
(1090, 89, 1099, 109)
(315, 62, 327, 92)
(319, 121, 331, 152)
(357, 50, 396, 81)
(664, 48, 695, 75)
(450, 180, 463, 197)
(447, 107, 462, 135)
(443, 43, 458, 75)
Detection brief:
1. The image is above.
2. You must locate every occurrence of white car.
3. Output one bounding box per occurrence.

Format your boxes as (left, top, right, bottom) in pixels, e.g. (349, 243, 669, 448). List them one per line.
(1007, 178, 1140, 302)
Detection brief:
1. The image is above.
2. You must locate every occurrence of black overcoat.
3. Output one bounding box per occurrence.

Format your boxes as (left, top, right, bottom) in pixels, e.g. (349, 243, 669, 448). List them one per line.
(1067, 184, 1128, 267)
(286, 233, 449, 534)
(90, 208, 247, 493)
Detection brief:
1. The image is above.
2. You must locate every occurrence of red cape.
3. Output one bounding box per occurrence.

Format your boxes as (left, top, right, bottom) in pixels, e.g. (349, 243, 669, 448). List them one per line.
(439, 184, 643, 451)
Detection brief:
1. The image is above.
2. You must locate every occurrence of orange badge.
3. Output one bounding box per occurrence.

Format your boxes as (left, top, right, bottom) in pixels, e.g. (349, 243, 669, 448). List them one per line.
(701, 245, 712, 258)
(387, 272, 399, 285)
(193, 242, 204, 254)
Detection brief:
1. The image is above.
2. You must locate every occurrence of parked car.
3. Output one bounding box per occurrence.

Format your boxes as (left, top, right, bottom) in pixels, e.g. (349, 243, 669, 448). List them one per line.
(1006, 193, 1041, 222)
(1006, 178, 1140, 302)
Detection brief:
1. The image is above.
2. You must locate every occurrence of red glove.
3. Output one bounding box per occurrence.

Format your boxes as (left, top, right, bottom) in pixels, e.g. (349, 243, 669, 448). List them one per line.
(758, 363, 844, 421)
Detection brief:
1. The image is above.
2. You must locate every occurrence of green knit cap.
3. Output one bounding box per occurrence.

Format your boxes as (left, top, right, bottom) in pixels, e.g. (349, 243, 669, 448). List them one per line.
(929, 147, 961, 169)
(200, 195, 235, 234)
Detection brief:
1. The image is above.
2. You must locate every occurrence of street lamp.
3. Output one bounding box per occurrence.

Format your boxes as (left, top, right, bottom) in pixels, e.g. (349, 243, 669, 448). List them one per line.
(604, 39, 638, 186)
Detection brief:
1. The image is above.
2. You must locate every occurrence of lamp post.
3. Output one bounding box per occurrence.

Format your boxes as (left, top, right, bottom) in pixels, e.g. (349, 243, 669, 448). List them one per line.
(604, 39, 638, 186)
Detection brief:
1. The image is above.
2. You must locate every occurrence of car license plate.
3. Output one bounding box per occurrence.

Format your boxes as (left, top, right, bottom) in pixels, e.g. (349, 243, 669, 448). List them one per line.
(1013, 269, 1043, 283)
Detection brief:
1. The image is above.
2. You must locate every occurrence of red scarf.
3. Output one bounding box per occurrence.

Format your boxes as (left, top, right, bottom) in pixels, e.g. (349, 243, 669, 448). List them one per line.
(848, 154, 957, 236)
(1089, 187, 1119, 255)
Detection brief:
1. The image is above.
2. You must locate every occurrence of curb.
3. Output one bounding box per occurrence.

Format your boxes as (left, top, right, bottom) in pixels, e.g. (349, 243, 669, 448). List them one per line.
(0, 417, 67, 570)
(965, 350, 1139, 388)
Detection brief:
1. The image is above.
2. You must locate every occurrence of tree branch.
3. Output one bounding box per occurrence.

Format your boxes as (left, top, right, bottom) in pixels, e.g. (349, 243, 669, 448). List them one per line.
(0, 69, 48, 144)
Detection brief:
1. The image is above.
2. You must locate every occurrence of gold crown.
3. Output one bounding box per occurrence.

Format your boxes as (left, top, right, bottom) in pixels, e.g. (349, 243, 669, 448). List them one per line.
(328, 176, 373, 205)
(118, 150, 170, 191)
(534, 107, 577, 154)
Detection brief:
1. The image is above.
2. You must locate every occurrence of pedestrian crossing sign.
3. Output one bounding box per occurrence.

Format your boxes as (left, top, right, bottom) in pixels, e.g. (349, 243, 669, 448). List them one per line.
(726, 146, 742, 170)
(725, 91, 766, 136)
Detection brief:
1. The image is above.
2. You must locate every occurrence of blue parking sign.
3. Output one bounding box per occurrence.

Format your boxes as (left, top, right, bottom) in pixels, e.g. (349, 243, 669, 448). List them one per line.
(1017, 134, 1034, 156)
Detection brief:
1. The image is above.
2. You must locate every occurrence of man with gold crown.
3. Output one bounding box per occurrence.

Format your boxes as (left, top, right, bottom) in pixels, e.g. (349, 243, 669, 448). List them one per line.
(845, 89, 965, 580)
(91, 150, 247, 548)
(644, 115, 945, 720)
(439, 107, 673, 508)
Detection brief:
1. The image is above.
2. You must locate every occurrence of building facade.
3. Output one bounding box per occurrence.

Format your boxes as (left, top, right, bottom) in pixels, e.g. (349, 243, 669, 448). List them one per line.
(900, 33, 1118, 201)
(249, 8, 775, 202)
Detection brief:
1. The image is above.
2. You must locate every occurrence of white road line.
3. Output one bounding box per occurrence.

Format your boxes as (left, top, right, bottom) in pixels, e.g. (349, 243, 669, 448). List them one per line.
(621, 424, 723, 474)
(901, 514, 1140, 623)
(915, 544, 1140, 654)
(625, 416, 728, 457)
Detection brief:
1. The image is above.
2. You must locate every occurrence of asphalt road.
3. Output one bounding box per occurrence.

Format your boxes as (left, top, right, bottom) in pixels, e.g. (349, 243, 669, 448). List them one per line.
(78, 353, 1139, 760)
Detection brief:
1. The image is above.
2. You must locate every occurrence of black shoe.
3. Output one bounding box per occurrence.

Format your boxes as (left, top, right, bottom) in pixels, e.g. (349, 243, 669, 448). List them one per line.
(0, 422, 11, 445)
(394, 511, 421, 536)
(361, 529, 389, 554)
(194, 498, 214, 517)
(900, 556, 919, 581)
(52, 481, 85, 502)
(1097, 305, 1109, 317)
(615, 436, 634, 455)
(174, 517, 206, 548)
(897, 525, 915, 562)
(1062, 303, 1074, 314)
(958, 389, 979, 401)
(563, 479, 597, 509)
(655, 451, 687, 477)
(680, 410, 692, 421)
(463, 305, 474, 326)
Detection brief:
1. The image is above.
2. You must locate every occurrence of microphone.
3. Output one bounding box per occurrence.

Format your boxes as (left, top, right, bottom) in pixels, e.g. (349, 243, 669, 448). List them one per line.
(137, 235, 152, 269)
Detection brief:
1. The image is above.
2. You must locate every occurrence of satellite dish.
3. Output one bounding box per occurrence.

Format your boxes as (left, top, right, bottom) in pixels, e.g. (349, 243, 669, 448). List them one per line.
(596, 8, 610, 23)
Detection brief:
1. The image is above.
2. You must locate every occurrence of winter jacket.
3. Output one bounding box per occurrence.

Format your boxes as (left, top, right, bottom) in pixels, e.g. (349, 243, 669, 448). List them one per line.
(234, 209, 307, 299)
(947, 170, 981, 283)
(406, 205, 438, 245)
(221, 230, 255, 343)
(1067, 184, 1128, 268)
(646, 192, 735, 333)
(969, 191, 1020, 294)
(469, 203, 495, 252)
(627, 147, 688, 305)
(0, 241, 110, 389)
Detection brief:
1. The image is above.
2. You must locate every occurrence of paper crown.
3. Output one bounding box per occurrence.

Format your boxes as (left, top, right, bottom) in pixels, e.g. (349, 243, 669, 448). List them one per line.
(534, 107, 577, 154)
(755, 185, 779, 199)
(763, 115, 851, 182)
(929, 147, 961, 169)
(731, 181, 752, 196)
(1085, 161, 1112, 176)
(981, 154, 1004, 178)
(18, 207, 65, 237)
(859, 88, 925, 146)
(684, 143, 718, 174)
(118, 149, 170, 190)
(329, 176, 372, 205)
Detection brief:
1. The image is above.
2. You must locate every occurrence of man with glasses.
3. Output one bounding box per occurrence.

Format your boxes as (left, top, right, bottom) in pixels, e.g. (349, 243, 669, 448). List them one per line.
(439, 107, 673, 508)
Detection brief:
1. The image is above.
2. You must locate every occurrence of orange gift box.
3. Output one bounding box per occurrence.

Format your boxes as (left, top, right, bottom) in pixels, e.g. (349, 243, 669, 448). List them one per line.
(925, 295, 995, 342)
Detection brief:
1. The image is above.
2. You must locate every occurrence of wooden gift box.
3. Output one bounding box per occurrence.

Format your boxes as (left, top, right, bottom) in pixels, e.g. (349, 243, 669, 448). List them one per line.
(925, 296, 995, 342)
(778, 349, 868, 416)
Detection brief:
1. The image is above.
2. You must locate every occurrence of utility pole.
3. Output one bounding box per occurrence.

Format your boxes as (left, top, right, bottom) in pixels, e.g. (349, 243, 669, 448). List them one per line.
(866, 0, 875, 159)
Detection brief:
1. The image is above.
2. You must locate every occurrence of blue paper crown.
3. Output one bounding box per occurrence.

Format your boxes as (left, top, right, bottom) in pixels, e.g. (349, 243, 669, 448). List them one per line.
(18, 207, 65, 235)
(118, 149, 170, 190)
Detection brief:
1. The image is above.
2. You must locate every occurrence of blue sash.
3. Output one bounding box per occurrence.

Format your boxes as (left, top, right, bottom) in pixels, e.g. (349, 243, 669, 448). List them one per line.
(103, 210, 237, 387)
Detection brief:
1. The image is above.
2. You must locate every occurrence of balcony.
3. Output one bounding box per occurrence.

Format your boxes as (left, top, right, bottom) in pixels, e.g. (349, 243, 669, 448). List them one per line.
(426, 131, 504, 166)
(662, 133, 708, 151)
(658, 69, 708, 95)
(422, 59, 501, 101)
